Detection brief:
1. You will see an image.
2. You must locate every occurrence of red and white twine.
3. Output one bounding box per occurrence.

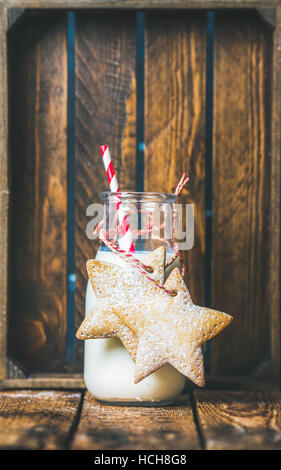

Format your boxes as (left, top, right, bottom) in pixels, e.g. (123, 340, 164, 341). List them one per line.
(175, 173, 189, 196)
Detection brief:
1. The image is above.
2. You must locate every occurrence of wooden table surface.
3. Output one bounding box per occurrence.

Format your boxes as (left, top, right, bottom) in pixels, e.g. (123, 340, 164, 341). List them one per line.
(0, 389, 281, 450)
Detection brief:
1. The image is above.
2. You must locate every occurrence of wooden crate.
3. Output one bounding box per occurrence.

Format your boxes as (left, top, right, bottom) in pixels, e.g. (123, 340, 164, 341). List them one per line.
(0, 0, 280, 390)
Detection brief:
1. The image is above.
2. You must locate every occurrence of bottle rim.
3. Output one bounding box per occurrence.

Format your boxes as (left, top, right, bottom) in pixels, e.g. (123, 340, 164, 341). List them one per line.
(100, 191, 177, 203)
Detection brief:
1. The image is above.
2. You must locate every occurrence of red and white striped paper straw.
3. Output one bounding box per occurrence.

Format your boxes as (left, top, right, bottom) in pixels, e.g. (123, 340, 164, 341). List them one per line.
(100, 145, 135, 253)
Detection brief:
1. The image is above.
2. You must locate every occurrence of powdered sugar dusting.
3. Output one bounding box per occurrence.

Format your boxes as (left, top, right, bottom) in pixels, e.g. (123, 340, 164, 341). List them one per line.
(76, 247, 166, 360)
(86, 249, 233, 387)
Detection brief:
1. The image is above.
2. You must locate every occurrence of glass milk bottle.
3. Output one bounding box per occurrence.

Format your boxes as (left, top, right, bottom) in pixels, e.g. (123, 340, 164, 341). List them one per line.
(84, 192, 186, 405)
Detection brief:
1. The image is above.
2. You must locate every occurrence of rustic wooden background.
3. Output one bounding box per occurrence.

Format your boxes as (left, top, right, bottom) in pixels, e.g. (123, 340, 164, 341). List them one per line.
(5, 7, 278, 387)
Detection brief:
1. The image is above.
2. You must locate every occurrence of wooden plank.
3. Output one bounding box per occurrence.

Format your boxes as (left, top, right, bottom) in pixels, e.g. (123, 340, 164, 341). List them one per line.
(144, 12, 206, 305)
(211, 11, 273, 377)
(0, 5, 8, 383)
(72, 392, 200, 450)
(1, 376, 85, 390)
(3, 1, 280, 11)
(8, 12, 68, 374)
(0, 390, 81, 449)
(75, 12, 137, 370)
(195, 390, 281, 450)
(269, 4, 281, 385)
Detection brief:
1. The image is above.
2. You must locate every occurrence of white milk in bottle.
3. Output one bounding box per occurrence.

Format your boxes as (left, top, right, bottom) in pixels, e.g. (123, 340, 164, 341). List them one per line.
(84, 191, 186, 405)
(84, 248, 186, 404)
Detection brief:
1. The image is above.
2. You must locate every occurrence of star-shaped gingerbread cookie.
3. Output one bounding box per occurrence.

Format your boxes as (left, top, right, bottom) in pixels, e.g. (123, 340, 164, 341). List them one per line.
(76, 246, 166, 359)
(132, 268, 233, 386)
(87, 259, 233, 386)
